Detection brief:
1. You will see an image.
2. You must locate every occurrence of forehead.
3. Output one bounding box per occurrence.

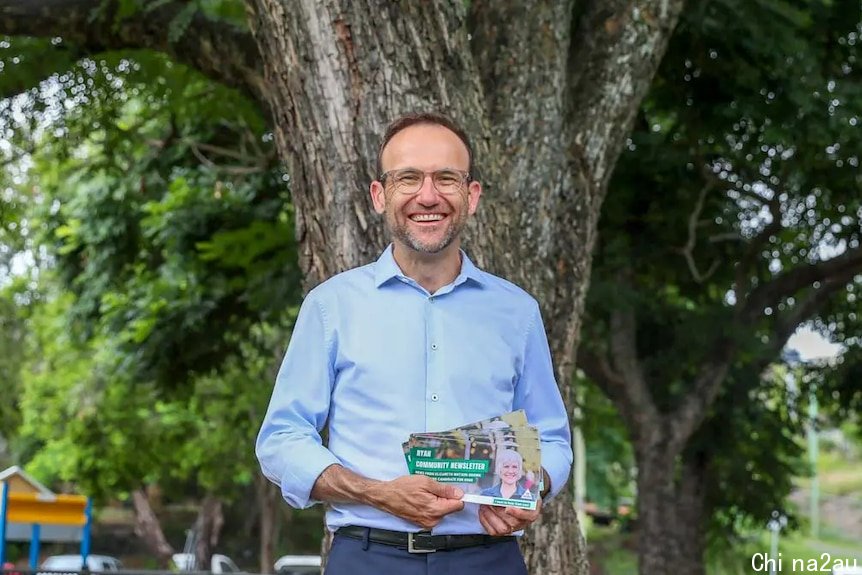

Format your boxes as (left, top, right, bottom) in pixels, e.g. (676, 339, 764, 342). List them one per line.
(381, 124, 470, 172)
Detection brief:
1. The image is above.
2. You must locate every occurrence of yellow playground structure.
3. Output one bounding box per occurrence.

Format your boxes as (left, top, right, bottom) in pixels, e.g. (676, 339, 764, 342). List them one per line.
(0, 466, 92, 569)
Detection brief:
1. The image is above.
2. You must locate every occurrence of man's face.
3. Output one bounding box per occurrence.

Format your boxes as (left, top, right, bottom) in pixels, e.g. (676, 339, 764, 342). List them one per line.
(370, 124, 481, 255)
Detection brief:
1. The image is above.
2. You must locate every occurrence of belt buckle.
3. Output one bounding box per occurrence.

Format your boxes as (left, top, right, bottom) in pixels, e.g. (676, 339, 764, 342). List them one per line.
(407, 531, 436, 554)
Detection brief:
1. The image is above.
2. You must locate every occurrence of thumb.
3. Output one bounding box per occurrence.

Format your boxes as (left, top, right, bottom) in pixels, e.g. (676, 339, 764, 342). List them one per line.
(425, 480, 464, 499)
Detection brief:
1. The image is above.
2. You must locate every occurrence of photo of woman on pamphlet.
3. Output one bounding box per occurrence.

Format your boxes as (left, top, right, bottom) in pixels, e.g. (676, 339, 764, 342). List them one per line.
(480, 449, 535, 501)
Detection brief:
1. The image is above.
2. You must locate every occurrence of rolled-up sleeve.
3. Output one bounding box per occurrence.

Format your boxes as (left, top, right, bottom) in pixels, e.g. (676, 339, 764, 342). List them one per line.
(256, 290, 340, 509)
(514, 302, 573, 500)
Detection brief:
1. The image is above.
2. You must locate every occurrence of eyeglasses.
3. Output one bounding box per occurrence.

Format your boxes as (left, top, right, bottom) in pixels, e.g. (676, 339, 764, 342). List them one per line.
(379, 168, 470, 195)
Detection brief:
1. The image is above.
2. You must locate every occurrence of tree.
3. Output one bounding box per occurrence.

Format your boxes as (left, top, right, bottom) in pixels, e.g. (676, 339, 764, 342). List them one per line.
(0, 1, 687, 572)
(580, 0, 862, 572)
(2, 46, 300, 569)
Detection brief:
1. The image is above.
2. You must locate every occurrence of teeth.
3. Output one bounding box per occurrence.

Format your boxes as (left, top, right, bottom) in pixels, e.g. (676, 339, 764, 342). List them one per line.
(411, 214, 444, 222)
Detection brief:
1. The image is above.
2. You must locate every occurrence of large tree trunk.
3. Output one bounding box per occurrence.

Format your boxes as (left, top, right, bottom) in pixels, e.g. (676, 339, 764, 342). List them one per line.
(257, 472, 282, 574)
(244, 1, 684, 573)
(635, 432, 709, 575)
(674, 455, 708, 575)
(635, 436, 680, 575)
(131, 487, 175, 566)
(193, 494, 225, 570)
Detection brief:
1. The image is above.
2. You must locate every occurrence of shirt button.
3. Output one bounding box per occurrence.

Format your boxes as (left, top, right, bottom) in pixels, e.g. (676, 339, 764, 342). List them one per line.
(431, 394, 439, 401)
(431, 343, 438, 350)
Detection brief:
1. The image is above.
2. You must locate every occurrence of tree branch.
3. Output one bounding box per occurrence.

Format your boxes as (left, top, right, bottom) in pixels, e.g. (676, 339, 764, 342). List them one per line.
(577, 269, 659, 438)
(669, 337, 735, 452)
(740, 245, 862, 325)
(735, 191, 783, 305)
(733, 273, 854, 393)
(669, 248, 862, 452)
(675, 180, 720, 283)
(608, 302, 660, 434)
(771, 274, 856, 356)
(567, 0, 686, 190)
(0, 0, 267, 111)
(576, 347, 657, 439)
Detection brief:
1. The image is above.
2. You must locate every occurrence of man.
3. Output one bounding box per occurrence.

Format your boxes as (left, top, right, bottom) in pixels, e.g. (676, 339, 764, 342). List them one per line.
(256, 112, 572, 574)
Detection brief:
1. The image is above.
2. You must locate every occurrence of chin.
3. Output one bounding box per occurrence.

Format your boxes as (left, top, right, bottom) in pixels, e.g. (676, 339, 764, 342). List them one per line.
(402, 232, 456, 254)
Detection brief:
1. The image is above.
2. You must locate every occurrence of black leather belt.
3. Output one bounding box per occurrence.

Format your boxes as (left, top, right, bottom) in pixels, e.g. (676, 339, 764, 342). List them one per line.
(335, 526, 516, 553)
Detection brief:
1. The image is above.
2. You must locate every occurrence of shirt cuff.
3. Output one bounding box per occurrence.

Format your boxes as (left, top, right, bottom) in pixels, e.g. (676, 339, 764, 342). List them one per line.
(259, 437, 341, 509)
(541, 441, 573, 500)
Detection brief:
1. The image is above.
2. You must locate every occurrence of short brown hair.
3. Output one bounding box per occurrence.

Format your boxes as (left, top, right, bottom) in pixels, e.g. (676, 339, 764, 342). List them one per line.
(376, 112, 475, 177)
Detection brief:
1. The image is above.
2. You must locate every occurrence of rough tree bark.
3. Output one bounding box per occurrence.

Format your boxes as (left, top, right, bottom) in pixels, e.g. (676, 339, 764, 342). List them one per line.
(256, 472, 283, 574)
(131, 488, 175, 566)
(194, 494, 225, 570)
(244, 1, 684, 573)
(0, 1, 686, 572)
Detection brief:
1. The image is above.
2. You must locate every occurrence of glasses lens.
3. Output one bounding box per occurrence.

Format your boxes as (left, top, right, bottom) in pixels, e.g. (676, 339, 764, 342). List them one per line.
(432, 170, 465, 194)
(392, 169, 423, 194)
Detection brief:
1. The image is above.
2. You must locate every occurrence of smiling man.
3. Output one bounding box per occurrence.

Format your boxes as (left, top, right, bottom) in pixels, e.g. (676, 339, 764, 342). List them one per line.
(256, 112, 572, 575)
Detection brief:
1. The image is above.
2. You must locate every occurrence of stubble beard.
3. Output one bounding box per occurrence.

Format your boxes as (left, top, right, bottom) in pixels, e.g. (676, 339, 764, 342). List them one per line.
(388, 208, 466, 254)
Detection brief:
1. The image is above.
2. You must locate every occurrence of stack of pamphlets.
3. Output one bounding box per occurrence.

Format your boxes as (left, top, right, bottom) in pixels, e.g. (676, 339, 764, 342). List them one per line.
(402, 410, 542, 510)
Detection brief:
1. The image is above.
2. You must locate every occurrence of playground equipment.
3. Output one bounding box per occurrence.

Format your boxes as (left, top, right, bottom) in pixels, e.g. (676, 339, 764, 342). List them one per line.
(0, 466, 92, 569)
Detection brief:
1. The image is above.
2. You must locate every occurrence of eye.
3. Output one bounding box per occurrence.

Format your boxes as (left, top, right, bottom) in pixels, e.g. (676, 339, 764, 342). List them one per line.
(435, 171, 461, 186)
(395, 170, 422, 186)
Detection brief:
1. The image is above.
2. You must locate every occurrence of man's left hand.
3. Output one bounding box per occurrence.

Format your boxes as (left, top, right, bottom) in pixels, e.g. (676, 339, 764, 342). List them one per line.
(477, 498, 542, 536)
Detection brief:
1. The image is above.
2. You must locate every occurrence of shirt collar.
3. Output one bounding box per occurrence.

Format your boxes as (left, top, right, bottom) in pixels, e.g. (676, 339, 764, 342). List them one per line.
(373, 244, 486, 288)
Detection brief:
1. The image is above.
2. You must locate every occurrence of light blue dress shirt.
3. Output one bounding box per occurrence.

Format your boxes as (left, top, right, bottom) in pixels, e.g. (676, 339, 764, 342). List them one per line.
(256, 245, 572, 535)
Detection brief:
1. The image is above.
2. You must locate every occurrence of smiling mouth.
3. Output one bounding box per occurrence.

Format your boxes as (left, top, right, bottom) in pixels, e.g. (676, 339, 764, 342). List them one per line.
(409, 214, 446, 223)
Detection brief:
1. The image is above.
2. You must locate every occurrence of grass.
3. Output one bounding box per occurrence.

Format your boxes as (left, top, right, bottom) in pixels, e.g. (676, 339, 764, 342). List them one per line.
(586, 525, 862, 575)
(796, 447, 862, 496)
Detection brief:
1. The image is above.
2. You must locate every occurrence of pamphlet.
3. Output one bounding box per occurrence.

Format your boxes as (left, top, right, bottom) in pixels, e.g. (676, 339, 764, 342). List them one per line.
(402, 411, 542, 509)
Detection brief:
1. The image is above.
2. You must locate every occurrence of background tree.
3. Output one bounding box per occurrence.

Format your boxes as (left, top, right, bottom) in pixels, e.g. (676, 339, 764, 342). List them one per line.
(1, 46, 302, 569)
(580, 0, 862, 572)
(0, 1, 690, 572)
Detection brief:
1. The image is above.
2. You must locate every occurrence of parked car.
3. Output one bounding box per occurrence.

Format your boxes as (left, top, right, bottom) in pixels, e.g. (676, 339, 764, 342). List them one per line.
(172, 553, 242, 574)
(274, 555, 321, 575)
(39, 555, 123, 573)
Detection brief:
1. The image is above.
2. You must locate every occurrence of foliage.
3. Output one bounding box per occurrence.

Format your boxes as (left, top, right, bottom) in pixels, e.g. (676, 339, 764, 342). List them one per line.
(576, 373, 635, 512)
(584, 0, 862, 543)
(1, 45, 302, 508)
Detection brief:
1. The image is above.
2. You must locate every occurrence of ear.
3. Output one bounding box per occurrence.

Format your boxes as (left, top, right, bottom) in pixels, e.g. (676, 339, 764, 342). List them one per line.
(467, 180, 482, 215)
(370, 180, 386, 214)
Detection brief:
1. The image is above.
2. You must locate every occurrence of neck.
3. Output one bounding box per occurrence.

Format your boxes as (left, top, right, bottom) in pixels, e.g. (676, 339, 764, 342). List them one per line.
(501, 483, 516, 498)
(391, 241, 462, 294)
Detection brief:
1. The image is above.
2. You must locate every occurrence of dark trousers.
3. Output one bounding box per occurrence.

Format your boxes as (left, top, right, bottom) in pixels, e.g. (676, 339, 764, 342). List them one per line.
(324, 533, 529, 575)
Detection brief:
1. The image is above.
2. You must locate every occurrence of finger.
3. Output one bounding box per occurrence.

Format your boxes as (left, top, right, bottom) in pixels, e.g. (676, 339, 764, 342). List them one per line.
(422, 478, 464, 499)
(505, 498, 541, 520)
(479, 505, 514, 536)
(479, 506, 507, 536)
(487, 507, 523, 531)
(504, 507, 540, 522)
(436, 498, 465, 516)
(478, 507, 494, 535)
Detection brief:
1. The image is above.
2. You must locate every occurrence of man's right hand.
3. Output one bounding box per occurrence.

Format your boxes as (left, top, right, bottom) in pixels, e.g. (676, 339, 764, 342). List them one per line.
(370, 475, 465, 530)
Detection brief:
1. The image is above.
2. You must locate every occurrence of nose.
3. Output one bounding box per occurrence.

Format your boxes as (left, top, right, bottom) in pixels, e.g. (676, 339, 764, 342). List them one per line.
(415, 174, 439, 205)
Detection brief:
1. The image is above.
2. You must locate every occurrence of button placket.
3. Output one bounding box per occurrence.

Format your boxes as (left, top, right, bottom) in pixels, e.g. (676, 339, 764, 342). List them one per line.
(426, 297, 443, 419)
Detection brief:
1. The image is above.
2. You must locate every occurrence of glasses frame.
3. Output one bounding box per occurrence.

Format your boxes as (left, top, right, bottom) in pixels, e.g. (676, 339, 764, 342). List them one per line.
(378, 168, 472, 196)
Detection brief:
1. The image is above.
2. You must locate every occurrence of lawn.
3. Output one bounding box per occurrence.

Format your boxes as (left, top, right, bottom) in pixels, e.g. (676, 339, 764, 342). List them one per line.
(586, 525, 862, 575)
